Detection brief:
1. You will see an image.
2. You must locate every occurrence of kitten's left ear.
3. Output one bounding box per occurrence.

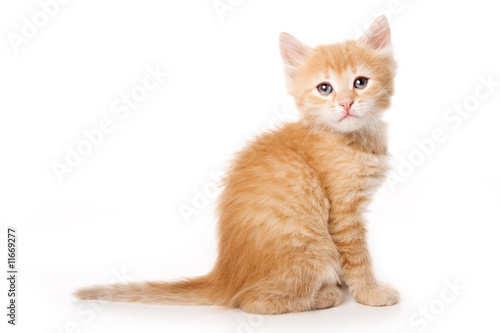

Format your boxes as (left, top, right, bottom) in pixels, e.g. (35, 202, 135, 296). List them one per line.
(359, 16, 392, 54)
(279, 33, 312, 83)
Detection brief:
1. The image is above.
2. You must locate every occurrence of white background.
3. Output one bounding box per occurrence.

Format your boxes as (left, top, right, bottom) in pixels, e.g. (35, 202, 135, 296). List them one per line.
(1, 0, 500, 332)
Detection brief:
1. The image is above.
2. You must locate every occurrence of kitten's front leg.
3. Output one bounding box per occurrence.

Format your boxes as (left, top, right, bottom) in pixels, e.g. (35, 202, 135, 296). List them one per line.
(329, 212, 399, 306)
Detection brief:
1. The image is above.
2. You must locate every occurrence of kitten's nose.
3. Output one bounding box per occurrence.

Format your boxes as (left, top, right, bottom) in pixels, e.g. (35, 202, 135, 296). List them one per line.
(339, 99, 354, 112)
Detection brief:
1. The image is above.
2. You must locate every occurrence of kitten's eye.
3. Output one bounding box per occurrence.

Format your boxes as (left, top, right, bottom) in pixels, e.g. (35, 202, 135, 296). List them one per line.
(354, 77, 368, 89)
(317, 83, 333, 95)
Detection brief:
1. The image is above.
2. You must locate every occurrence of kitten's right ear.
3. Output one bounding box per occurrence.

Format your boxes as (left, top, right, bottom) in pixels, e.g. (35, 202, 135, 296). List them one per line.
(279, 33, 312, 83)
(358, 16, 392, 54)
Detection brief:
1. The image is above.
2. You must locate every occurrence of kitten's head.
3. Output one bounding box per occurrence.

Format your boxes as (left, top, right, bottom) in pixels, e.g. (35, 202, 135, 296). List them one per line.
(279, 16, 396, 133)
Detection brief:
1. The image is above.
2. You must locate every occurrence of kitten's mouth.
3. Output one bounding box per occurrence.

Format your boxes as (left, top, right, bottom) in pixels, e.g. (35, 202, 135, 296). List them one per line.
(340, 112, 357, 121)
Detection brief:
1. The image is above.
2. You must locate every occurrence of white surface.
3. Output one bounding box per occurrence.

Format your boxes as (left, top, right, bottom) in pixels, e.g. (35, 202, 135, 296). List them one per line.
(1, 0, 499, 332)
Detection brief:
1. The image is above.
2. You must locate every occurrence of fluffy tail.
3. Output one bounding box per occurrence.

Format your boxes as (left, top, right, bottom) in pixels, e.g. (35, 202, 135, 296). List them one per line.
(74, 275, 217, 306)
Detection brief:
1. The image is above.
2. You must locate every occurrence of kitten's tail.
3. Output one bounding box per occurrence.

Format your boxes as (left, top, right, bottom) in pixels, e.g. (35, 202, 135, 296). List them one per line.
(74, 275, 219, 306)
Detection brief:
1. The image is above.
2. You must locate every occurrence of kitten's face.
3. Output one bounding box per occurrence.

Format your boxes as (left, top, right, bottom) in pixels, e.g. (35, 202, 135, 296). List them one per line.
(280, 16, 396, 133)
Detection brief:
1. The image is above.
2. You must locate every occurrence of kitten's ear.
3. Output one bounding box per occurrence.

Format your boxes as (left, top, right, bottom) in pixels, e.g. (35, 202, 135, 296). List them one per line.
(358, 16, 392, 54)
(279, 33, 312, 82)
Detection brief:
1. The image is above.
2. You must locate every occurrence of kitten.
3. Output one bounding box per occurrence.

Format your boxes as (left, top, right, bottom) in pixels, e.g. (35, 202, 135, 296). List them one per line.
(76, 15, 399, 314)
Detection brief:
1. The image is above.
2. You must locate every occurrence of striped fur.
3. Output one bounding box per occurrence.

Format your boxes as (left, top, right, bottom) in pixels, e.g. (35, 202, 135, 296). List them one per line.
(76, 16, 399, 314)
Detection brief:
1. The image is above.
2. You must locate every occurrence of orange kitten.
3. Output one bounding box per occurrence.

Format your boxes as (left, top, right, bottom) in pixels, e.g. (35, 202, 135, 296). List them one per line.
(76, 16, 399, 314)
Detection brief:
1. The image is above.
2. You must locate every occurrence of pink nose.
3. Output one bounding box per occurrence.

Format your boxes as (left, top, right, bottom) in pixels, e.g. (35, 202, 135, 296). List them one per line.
(339, 99, 354, 112)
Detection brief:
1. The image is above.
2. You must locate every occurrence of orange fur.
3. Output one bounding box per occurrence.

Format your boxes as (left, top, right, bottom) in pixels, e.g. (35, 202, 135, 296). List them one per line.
(76, 16, 399, 314)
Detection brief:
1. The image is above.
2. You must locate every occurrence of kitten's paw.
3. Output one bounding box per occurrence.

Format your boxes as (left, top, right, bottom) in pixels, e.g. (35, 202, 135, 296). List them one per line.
(313, 283, 343, 310)
(355, 283, 399, 307)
